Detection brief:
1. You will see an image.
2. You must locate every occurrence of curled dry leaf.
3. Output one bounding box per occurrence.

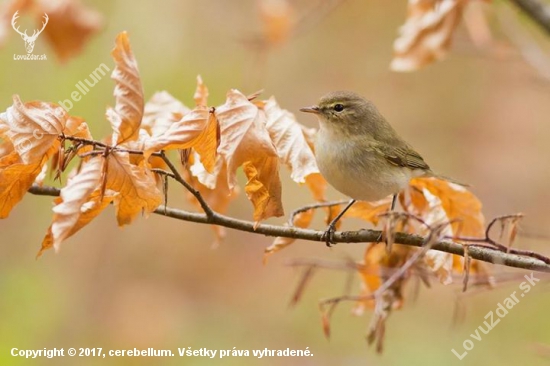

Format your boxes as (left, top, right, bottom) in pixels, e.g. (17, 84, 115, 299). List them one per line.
(3, 95, 66, 164)
(410, 177, 484, 237)
(263, 97, 321, 184)
(143, 106, 218, 173)
(38, 0, 103, 62)
(142, 91, 190, 137)
(40, 157, 106, 251)
(264, 208, 314, 263)
(213, 89, 283, 222)
(344, 198, 392, 226)
(0, 149, 55, 218)
(105, 151, 162, 226)
(184, 154, 240, 246)
(109, 31, 144, 145)
(40, 189, 117, 256)
(355, 243, 410, 314)
(391, 0, 467, 72)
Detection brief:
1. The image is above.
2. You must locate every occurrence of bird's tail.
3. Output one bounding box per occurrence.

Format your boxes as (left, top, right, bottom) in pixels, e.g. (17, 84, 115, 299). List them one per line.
(426, 171, 470, 187)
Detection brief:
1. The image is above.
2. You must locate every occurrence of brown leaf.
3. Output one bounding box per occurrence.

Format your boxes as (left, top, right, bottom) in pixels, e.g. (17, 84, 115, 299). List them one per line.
(354, 243, 410, 313)
(344, 198, 392, 226)
(143, 106, 218, 172)
(109, 31, 144, 145)
(0, 146, 58, 218)
(105, 151, 162, 226)
(39, 188, 116, 256)
(263, 97, 321, 184)
(264, 208, 314, 262)
(213, 89, 283, 221)
(38, 0, 103, 62)
(3, 95, 66, 164)
(184, 155, 239, 245)
(142, 91, 190, 137)
(40, 157, 105, 251)
(410, 177, 484, 237)
(193, 75, 209, 107)
(391, 0, 466, 72)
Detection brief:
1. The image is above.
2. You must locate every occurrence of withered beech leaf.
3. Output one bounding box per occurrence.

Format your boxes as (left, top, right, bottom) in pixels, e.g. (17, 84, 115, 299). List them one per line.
(243, 159, 282, 224)
(184, 155, 239, 246)
(344, 198, 392, 226)
(410, 177, 484, 237)
(41, 157, 104, 251)
(3, 95, 66, 164)
(143, 106, 218, 173)
(39, 0, 103, 62)
(214, 89, 283, 221)
(0, 145, 59, 218)
(109, 31, 144, 145)
(264, 208, 314, 263)
(142, 91, 190, 137)
(391, 0, 466, 72)
(105, 151, 162, 226)
(263, 97, 320, 184)
(39, 189, 117, 256)
(193, 75, 209, 107)
(354, 243, 410, 314)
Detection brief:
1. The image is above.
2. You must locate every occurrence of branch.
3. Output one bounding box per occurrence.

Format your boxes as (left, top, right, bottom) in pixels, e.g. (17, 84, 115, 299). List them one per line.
(27, 184, 550, 273)
(508, 0, 550, 35)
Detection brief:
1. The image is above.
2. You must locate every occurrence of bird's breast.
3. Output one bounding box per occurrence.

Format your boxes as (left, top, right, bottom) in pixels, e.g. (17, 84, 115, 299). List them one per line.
(314, 131, 411, 201)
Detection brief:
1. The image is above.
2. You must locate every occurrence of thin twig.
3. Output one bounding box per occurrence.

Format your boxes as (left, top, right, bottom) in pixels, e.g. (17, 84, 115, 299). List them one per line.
(507, 0, 550, 35)
(27, 184, 550, 273)
(158, 152, 214, 218)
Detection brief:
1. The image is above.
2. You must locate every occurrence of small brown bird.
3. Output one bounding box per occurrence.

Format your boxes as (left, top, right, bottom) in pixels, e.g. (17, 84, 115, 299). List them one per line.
(300, 91, 459, 245)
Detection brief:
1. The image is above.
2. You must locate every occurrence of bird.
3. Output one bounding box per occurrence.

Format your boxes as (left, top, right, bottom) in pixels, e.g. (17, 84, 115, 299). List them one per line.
(300, 90, 460, 246)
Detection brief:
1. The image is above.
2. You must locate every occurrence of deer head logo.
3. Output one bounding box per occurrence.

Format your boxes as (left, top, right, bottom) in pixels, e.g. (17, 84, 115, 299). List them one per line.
(11, 11, 49, 54)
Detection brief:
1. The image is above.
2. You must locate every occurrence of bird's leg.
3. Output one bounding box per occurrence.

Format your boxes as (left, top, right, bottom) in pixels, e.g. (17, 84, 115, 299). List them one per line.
(376, 193, 398, 243)
(322, 199, 356, 247)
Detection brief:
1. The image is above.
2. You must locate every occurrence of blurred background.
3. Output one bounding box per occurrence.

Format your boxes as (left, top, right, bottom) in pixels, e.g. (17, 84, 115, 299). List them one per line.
(1, 0, 550, 365)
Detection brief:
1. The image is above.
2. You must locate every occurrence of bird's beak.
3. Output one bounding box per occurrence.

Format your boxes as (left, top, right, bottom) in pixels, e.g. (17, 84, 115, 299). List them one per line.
(299, 105, 320, 114)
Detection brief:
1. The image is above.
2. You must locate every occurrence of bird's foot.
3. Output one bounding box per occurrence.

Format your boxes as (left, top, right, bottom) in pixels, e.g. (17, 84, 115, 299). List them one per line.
(321, 223, 337, 247)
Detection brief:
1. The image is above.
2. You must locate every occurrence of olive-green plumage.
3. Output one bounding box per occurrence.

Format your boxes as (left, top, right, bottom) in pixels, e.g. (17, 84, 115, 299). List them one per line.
(300, 91, 454, 202)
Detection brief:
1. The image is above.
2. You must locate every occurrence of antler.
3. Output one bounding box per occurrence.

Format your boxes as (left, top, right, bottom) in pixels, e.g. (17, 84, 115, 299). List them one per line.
(30, 13, 49, 39)
(11, 11, 27, 37)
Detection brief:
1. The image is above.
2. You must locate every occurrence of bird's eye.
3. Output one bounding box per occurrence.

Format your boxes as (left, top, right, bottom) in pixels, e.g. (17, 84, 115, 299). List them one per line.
(333, 104, 344, 112)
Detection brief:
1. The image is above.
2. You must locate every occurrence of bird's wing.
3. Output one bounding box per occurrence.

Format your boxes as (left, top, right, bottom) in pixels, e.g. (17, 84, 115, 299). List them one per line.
(374, 143, 430, 171)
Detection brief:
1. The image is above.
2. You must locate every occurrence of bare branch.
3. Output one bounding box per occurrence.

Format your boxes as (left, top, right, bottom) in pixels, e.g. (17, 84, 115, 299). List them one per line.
(27, 184, 550, 273)
(508, 0, 550, 35)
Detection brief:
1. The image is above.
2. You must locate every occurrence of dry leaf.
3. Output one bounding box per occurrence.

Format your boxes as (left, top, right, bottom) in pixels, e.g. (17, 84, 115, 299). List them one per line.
(38, 0, 103, 61)
(345, 198, 392, 226)
(264, 208, 314, 263)
(40, 157, 104, 250)
(410, 177, 484, 237)
(355, 243, 410, 314)
(39, 188, 116, 256)
(3, 95, 66, 164)
(105, 151, 162, 226)
(214, 89, 283, 221)
(185, 154, 239, 245)
(142, 91, 190, 137)
(143, 106, 218, 172)
(391, 0, 466, 72)
(0, 146, 58, 218)
(109, 31, 144, 145)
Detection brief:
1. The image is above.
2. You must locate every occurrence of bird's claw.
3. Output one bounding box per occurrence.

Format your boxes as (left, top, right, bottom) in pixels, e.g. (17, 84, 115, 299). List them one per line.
(322, 223, 337, 247)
